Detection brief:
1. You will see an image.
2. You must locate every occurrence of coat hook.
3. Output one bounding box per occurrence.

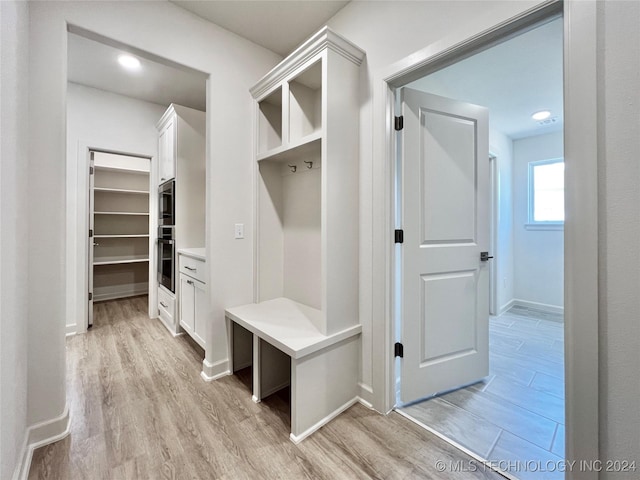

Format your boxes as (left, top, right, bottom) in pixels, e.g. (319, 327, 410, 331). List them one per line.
(304, 160, 313, 169)
(288, 164, 297, 173)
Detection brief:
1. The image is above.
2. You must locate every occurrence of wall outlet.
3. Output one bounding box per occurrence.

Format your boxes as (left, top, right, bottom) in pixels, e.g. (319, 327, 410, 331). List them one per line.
(234, 223, 244, 239)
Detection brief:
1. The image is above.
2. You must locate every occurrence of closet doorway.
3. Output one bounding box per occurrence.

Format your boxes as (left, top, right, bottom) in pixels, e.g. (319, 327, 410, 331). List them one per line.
(88, 151, 151, 327)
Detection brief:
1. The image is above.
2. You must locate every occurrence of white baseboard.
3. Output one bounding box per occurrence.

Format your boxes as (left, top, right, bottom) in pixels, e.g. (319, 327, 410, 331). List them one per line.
(289, 397, 359, 444)
(13, 405, 71, 480)
(498, 299, 516, 316)
(200, 358, 229, 382)
(357, 382, 374, 409)
(65, 324, 77, 336)
(156, 315, 182, 337)
(512, 299, 564, 315)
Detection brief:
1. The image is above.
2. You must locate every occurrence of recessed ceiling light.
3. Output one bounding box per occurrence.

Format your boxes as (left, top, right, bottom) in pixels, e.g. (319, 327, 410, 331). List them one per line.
(117, 54, 141, 70)
(532, 110, 551, 121)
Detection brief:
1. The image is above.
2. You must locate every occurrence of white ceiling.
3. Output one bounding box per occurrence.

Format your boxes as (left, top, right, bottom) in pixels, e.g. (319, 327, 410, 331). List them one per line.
(68, 32, 207, 111)
(67, 5, 562, 141)
(170, 0, 350, 56)
(408, 17, 563, 140)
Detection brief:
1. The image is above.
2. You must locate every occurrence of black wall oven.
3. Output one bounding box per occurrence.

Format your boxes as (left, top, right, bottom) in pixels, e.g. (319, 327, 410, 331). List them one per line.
(158, 226, 175, 292)
(159, 179, 175, 226)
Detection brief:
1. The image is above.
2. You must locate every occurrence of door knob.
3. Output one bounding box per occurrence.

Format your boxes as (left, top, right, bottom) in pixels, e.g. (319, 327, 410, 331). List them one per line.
(480, 252, 494, 261)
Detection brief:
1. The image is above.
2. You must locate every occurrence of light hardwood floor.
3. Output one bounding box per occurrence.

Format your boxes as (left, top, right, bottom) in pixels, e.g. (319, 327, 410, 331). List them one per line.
(29, 296, 504, 480)
(399, 307, 565, 480)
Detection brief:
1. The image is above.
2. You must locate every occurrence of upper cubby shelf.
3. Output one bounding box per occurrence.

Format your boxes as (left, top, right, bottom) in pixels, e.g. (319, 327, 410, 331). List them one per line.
(253, 28, 364, 165)
(256, 61, 322, 163)
(257, 87, 283, 155)
(289, 60, 322, 144)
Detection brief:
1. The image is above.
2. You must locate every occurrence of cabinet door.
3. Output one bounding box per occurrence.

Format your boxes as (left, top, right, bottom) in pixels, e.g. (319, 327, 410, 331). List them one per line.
(159, 118, 176, 183)
(179, 274, 195, 333)
(193, 279, 207, 347)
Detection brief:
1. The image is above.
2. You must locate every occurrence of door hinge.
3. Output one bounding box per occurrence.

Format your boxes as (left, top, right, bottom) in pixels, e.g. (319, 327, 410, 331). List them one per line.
(395, 115, 404, 131)
(89, 229, 93, 238)
(89, 166, 94, 175)
(394, 342, 404, 358)
(88, 292, 93, 301)
(394, 229, 404, 244)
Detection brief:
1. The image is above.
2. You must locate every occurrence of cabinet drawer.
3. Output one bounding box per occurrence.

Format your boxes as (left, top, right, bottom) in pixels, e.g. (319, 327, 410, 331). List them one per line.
(158, 286, 175, 322)
(179, 255, 206, 283)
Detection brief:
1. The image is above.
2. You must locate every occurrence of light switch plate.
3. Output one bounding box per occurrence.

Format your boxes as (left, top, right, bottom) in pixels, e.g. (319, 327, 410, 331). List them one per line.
(234, 223, 244, 239)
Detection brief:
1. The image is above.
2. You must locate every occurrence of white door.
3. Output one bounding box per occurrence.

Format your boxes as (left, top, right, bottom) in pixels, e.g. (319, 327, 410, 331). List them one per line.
(399, 88, 490, 404)
(88, 152, 95, 327)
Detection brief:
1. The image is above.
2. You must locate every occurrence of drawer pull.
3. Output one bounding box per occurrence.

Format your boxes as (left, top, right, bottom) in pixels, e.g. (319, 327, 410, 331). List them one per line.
(187, 280, 194, 285)
(160, 301, 168, 308)
(185, 266, 197, 271)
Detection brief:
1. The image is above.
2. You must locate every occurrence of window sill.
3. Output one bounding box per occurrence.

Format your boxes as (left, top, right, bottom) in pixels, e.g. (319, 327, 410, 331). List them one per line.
(525, 223, 564, 231)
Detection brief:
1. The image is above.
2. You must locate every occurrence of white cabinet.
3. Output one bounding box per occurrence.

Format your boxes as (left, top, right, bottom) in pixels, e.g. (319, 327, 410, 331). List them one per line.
(158, 116, 176, 184)
(155, 104, 205, 337)
(158, 284, 176, 329)
(156, 104, 205, 188)
(226, 27, 365, 443)
(178, 251, 207, 349)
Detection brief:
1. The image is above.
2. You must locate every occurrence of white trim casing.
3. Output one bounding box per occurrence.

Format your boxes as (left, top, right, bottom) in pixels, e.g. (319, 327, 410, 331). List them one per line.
(563, 1, 600, 475)
(12, 406, 71, 480)
(250, 26, 365, 99)
(289, 397, 360, 444)
(200, 358, 230, 382)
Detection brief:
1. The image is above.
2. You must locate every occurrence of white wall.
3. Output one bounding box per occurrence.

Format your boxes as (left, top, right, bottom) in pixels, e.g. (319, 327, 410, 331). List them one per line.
(326, 0, 545, 407)
(598, 1, 640, 476)
(0, 1, 30, 478)
(66, 82, 166, 333)
(28, 0, 280, 440)
(490, 129, 515, 313)
(513, 131, 564, 310)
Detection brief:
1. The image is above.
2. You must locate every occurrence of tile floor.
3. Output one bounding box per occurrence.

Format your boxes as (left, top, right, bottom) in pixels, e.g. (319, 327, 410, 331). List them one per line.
(399, 306, 565, 480)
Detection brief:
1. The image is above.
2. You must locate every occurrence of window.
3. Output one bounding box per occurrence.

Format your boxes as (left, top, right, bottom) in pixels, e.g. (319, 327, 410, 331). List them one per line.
(528, 158, 564, 228)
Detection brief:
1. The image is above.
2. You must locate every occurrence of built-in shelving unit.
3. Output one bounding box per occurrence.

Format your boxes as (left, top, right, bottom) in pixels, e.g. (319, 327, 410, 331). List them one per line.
(90, 151, 150, 304)
(226, 26, 365, 444)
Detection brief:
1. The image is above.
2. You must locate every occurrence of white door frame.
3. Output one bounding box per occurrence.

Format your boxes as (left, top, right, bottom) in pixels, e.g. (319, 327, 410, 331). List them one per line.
(489, 153, 498, 316)
(370, 1, 599, 477)
(73, 141, 156, 334)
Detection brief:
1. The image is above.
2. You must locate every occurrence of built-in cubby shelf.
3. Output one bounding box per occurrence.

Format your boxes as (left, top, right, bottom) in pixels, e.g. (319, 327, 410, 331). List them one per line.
(94, 187, 149, 195)
(289, 60, 322, 144)
(94, 165, 148, 175)
(94, 234, 149, 238)
(93, 255, 149, 266)
(256, 131, 321, 163)
(258, 87, 283, 155)
(94, 212, 150, 216)
(227, 26, 365, 444)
